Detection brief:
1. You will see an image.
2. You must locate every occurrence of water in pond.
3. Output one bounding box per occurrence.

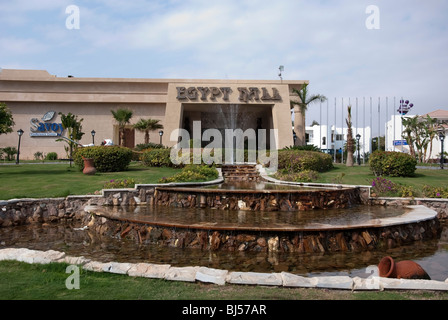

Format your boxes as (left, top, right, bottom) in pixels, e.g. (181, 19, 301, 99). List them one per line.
(1, 219, 447, 281)
(94, 204, 409, 231)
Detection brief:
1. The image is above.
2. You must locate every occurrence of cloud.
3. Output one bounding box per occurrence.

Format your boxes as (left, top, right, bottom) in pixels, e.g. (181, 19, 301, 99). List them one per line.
(0, 0, 447, 126)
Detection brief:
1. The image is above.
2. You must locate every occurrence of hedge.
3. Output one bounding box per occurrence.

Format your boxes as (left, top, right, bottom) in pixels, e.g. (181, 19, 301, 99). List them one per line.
(73, 146, 133, 172)
(369, 150, 417, 177)
(277, 150, 333, 173)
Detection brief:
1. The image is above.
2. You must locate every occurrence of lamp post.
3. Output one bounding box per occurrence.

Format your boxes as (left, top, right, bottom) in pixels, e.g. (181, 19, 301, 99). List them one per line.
(16, 129, 24, 165)
(439, 129, 445, 170)
(159, 130, 164, 145)
(356, 133, 361, 165)
(91, 130, 96, 145)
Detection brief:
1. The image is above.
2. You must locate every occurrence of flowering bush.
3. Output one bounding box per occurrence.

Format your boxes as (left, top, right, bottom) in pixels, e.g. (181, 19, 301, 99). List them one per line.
(158, 165, 218, 183)
(273, 169, 319, 182)
(103, 178, 137, 189)
(422, 185, 448, 198)
(370, 177, 397, 196)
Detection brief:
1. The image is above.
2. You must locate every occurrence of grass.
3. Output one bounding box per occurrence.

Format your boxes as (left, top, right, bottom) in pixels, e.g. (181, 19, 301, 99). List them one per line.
(1, 162, 448, 200)
(0, 261, 447, 300)
(0, 162, 181, 200)
(1, 162, 447, 301)
(315, 164, 448, 191)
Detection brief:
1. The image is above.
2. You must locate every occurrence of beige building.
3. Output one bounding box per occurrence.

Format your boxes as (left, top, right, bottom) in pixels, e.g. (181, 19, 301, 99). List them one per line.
(0, 69, 306, 160)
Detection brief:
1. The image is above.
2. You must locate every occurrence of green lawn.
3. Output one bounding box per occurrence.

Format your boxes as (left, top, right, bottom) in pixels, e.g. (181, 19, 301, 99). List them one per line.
(0, 261, 446, 300)
(0, 162, 181, 200)
(316, 164, 448, 191)
(1, 163, 448, 200)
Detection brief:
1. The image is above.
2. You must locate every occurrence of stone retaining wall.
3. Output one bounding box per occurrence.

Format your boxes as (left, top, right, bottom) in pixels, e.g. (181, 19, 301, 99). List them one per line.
(370, 197, 448, 220)
(83, 210, 441, 253)
(1, 185, 447, 228)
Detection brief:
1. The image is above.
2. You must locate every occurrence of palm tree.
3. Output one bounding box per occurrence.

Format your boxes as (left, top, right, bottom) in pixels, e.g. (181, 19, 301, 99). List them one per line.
(111, 108, 133, 146)
(423, 115, 438, 163)
(133, 118, 163, 144)
(401, 116, 417, 158)
(345, 105, 354, 167)
(290, 83, 327, 146)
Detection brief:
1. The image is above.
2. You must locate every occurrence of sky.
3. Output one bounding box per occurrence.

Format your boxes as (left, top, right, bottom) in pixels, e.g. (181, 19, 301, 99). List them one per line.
(1, 0, 448, 136)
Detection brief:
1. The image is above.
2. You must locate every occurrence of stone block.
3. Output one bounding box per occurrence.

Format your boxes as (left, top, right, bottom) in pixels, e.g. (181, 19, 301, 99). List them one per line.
(144, 264, 171, 278)
(315, 276, 353, 290)
(83, 261, 111, 272)
(165, 266, 198, 282)
(380, 277, 448, 291)
(196, 267, 228, 285)
(227, 272, 282, 286)
(62, 255, 91, 265)
(352, 277, 381, 290)
(281, 272, 318, 288)
(106, 262, 133, 274)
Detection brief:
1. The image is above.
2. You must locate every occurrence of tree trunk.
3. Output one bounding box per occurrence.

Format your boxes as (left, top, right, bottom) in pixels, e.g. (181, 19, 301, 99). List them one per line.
(293, 105, 306, 146)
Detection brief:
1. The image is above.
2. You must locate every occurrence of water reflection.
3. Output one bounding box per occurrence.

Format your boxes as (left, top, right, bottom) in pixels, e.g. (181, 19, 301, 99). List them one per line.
(95, 205, 408, 231)
(1, 220, 447, 281)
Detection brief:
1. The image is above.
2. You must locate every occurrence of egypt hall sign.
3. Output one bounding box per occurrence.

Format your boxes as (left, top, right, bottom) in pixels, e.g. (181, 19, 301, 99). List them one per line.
(176, 87, 281, 103)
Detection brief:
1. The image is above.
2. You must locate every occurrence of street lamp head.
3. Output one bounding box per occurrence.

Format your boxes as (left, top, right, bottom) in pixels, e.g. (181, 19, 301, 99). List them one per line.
(159, 130, 164, 136)
(356, 133, 361, 141)
(17, 129, 24, 136)
(91, 130, 96, 136)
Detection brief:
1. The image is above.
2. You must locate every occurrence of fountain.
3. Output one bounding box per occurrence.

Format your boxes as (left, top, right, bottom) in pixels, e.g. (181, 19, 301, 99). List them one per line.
(84, 164, 441, 254)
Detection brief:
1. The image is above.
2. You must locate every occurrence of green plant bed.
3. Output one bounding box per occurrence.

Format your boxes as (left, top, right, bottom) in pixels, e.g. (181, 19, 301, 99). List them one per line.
(277, 150, 333, 173)
(0, 163, 181, 200)
(73, 146, 133, 172)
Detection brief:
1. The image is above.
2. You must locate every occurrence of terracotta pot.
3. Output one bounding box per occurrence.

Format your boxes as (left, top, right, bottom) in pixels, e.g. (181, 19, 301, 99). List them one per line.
(378, 256, 430, 280)
(82, 158, 96, 175)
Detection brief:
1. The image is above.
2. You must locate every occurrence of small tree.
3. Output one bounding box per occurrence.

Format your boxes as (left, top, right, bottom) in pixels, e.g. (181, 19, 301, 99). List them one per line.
(133, 118, 163, 144)
(345, 105, 354, 167)
(57, 112, 84, 164)
(0, 103, 15, 135)
(290, 84, 327, 146)
(111, 108, 133, 146)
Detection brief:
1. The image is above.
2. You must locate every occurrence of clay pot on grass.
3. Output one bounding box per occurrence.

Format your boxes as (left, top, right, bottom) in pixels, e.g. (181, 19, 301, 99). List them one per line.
(82, 158, 97, 175)
(378, 256, 431, 280)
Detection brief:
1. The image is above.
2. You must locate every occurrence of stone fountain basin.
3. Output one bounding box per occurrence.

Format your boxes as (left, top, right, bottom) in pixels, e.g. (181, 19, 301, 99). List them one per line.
(84, 204, 437, 232)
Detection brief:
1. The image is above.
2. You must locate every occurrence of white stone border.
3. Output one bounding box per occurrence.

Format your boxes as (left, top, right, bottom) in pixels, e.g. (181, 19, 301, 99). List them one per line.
(1, 247, 447, 291)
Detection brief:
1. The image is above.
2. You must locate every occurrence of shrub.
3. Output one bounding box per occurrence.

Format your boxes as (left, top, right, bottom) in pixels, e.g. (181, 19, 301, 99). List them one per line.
(2, 147, 17, 161)
(158, 164, 218, 183)
(422, 185, 448, 198)
(370, 177, 397, 196)
(45, 152, 58, 160)
(134, 143, 165, 151)
(141, 148, 179, 167)
(369, 151, 416, 177)
(273, 169, 319, 183)
(103, 178, 138, 189)
(277, 150, 333, 173)
(73, 146, 133, 172)
(34, 151, 44, 161)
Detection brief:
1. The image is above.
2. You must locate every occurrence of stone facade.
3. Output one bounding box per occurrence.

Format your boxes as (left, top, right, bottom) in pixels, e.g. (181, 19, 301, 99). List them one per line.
(154, 186, 361, 211)
(83, 208, 441, 254)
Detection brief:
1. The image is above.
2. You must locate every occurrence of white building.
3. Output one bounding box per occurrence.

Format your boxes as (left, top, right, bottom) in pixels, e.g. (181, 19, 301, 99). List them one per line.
(385, 109, 448, 161)
(305, 124, 372, 162)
